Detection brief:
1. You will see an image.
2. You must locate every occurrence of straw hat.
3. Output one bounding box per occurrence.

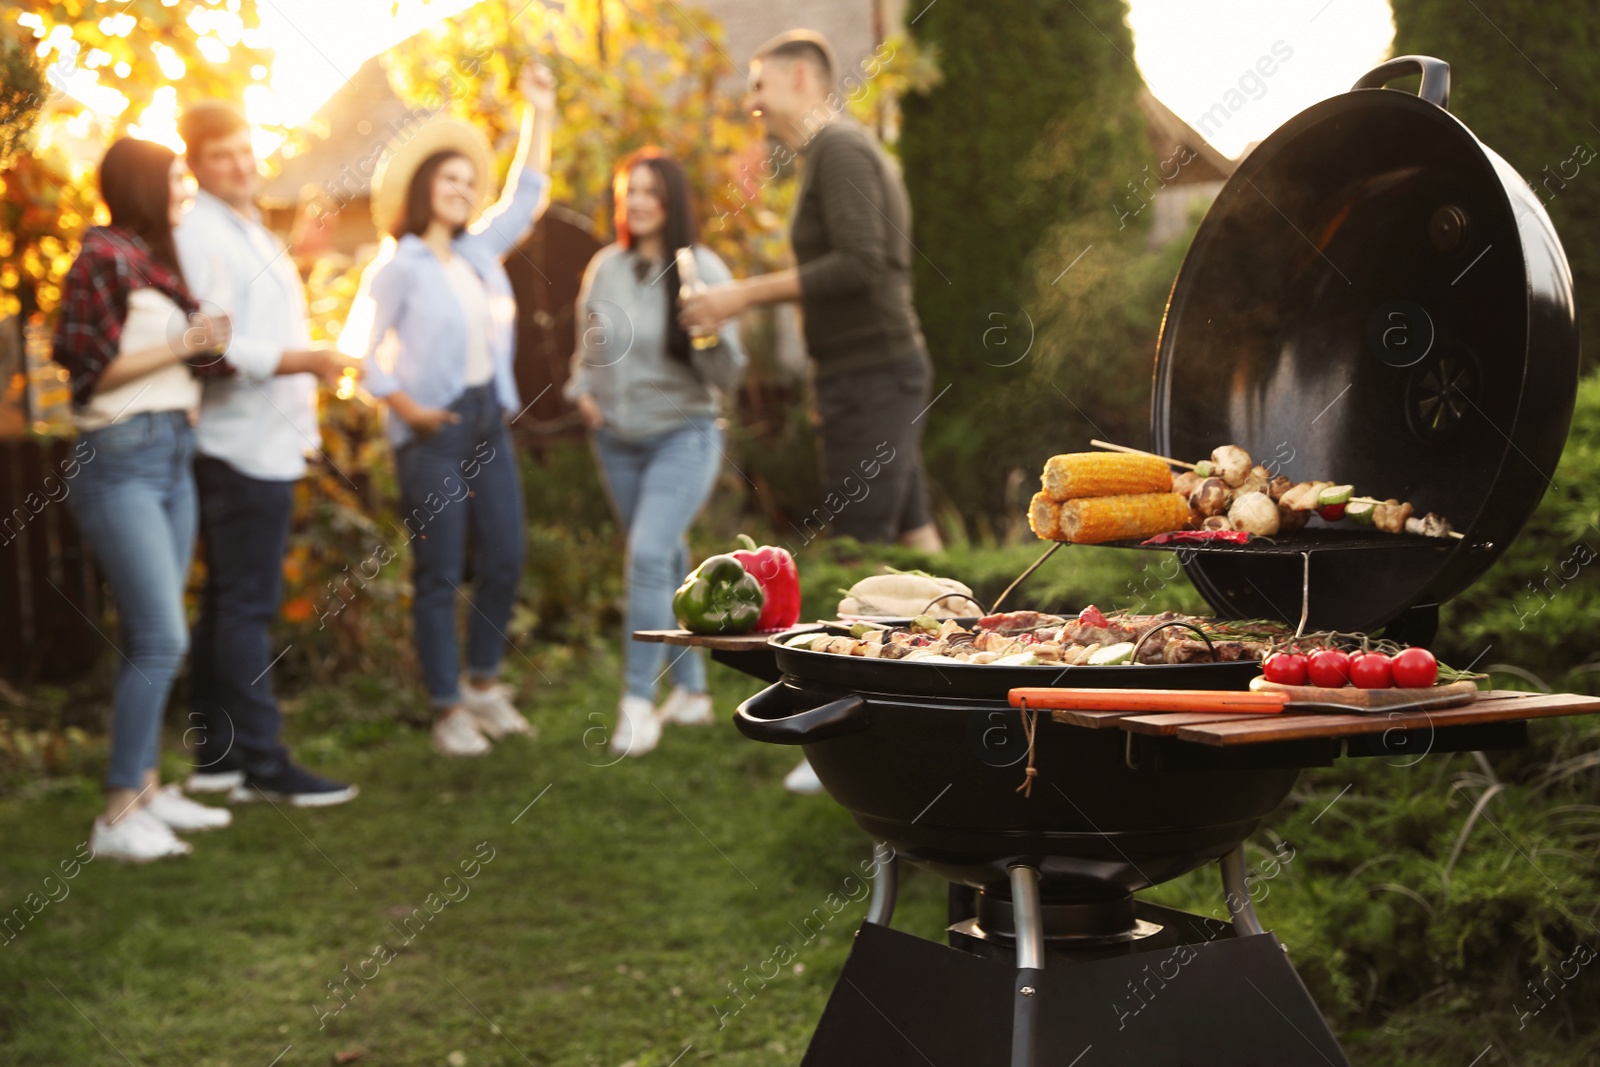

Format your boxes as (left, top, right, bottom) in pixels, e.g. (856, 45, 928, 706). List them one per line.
(370, 117, 496, 235)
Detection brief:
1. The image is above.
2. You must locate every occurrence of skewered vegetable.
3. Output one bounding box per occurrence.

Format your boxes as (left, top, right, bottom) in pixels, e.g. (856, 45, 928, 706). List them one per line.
(1229, 491, 1281, 535)
(1189, 477, 1232, 518)
(1058, 493, 1195, 544)
(1405, 512, 1455, 538)
(1172, 470, 1203, 499)
(1041, 452, 1173, 501)
(1028, 492, 1061, 540)
(1211, 445, 1254, 487)
(1373, 500, 1414, 534)
(1238, 465, 1271, 497)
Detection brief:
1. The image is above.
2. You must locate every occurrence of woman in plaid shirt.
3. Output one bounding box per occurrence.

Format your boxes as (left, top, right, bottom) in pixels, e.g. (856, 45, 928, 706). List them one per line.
(53, 138, 237, 862)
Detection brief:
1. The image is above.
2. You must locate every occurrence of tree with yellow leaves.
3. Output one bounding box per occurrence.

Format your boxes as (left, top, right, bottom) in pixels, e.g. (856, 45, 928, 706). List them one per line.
(1, 2, 269, 322)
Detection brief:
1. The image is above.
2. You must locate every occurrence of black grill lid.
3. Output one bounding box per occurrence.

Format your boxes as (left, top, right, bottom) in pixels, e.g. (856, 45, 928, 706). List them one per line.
(1151, 57, 1579, 636)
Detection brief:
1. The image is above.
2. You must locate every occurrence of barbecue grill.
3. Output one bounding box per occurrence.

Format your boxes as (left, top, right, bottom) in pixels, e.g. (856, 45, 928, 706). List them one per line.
(643, 57, 1591, 1065)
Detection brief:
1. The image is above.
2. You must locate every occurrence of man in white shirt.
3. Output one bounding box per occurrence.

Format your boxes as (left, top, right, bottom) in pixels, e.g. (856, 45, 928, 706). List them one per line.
(175, 101, 359, 807)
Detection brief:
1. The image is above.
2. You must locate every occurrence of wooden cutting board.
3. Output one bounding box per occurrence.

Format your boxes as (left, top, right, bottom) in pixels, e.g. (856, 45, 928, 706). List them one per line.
(1248, 677, 1479, 710)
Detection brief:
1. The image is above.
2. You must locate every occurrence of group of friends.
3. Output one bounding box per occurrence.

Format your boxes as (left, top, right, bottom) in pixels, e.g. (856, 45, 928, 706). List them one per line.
(50, 30, 940, 863)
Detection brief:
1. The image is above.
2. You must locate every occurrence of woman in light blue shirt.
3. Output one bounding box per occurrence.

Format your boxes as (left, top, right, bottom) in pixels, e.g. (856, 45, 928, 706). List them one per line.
(565, 148, 746, 758)
(351, 65, 556, 756)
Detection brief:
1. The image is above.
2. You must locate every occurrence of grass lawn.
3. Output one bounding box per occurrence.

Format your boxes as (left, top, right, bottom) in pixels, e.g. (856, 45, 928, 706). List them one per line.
(0, 655, 957, 1067)
(8, 542, 1591, 1066)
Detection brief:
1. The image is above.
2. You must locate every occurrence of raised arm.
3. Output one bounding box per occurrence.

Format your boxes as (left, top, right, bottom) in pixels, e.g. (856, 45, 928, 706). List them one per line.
(463, 63, 558, 259)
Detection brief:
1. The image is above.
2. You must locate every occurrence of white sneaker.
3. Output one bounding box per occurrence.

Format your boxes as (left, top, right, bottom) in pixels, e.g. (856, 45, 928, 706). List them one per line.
(145, 784, 232, 832)
(90, 809, 193, 862)
(610, 695, 661, 758)
(185, 769, 244, 794)
(657, 687, 714, 726)
(461, 681, 534, 739)
(783, 758, 824, 795)
(432, 707, 492, 757)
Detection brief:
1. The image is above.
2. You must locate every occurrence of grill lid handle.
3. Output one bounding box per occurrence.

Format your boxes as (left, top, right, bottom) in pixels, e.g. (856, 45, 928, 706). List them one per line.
(1352, 54, 1450, 110)
(734, 683, 870, 745)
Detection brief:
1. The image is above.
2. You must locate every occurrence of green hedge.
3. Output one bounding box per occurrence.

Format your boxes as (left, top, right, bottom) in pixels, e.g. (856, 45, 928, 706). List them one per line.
(899, 0, 1174, 521)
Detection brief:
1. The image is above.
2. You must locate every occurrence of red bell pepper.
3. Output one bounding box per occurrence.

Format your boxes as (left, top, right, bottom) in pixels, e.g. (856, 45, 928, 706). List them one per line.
(731, 534, 801, 631)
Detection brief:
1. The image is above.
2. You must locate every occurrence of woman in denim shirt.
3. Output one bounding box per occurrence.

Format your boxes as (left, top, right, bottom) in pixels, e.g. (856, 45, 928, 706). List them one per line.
(565, 149, 746, 757)
(350, 65, 556, 756)
(53, 138, 237, 859)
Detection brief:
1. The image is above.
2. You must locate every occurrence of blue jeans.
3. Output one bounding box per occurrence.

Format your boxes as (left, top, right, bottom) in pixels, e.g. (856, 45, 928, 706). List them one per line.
(190, 455, 296, 777)
(593, 418, 722, 700)
(396, 385, 525, 708)
(68, 411, 196, 792)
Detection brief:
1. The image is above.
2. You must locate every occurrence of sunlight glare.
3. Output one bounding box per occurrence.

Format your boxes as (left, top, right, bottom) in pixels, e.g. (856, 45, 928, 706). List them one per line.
(1128, 0, 1395, 158)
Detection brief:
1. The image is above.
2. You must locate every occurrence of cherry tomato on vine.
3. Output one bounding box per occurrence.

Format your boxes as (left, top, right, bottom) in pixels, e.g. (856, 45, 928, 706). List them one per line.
(1391, 647, 1439, 688)
(1306, 649, 1352, 688)
(1262, 652, 1309, 686)
(1349, 651, 1393, 689)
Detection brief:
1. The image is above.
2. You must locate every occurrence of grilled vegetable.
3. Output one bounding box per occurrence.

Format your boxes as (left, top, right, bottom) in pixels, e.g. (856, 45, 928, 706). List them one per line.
(1041, 452, 1174, 501)
(1087, 641, 1137, 665)
(1172, 470, 1203, 499)
(1027, 491, 1061, 540)
(1404, 512, 1455, 538)
(1238, 465, 1271, 497)
(838, 572, 982, 619)
(1317, 484, 1354, 506)
(1277, 504, 1310, 532)
(1201, 515, 1237, 532)
(1057, 493, 1194, 544)
(673, 555, 766, 634)
(1210, 445, 1254, 487)
(1228, 491, 1281, 536)
(1346, 500, 1376, 525)
(1373, 500, 1414, 534)
(1189, 477, 1232, 518)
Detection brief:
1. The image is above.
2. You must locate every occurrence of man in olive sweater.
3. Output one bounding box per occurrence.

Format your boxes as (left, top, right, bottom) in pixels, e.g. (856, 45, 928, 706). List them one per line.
(683, 30, 942, 553)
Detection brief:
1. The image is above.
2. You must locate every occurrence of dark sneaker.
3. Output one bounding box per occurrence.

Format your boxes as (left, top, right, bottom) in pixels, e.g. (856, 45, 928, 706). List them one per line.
(230, 764, 358, 808)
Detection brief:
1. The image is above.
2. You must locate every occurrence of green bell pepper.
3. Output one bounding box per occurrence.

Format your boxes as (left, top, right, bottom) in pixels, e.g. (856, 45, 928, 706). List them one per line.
(673, 554, 767, 634)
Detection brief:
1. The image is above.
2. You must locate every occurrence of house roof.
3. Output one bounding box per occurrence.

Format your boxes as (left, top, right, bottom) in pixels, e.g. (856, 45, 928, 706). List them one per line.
(1136, 87, 1235, 183)
(259, 56, 412, 206)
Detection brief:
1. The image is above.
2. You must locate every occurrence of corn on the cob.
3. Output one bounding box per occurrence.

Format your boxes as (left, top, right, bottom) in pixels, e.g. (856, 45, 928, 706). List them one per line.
(1042, 452, 1173, 501)
(1057, 493, 1194, 544)
(1027, 491, 1061, 540)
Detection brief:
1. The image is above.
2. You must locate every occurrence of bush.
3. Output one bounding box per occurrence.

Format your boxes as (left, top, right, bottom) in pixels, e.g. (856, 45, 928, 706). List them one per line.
(1438, 370, 1600, 691)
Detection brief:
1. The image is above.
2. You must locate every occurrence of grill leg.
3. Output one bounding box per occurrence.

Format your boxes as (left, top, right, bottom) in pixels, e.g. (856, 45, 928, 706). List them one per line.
(1007, 864, 1044, 1067)
(1220, 844, 1265, 936)
(864, 842, 898, 927)
(947, 882, 978, 927)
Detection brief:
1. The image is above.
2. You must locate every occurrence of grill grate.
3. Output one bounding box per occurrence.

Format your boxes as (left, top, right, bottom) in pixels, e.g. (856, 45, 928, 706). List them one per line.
(1100, 529, 1476, 557)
